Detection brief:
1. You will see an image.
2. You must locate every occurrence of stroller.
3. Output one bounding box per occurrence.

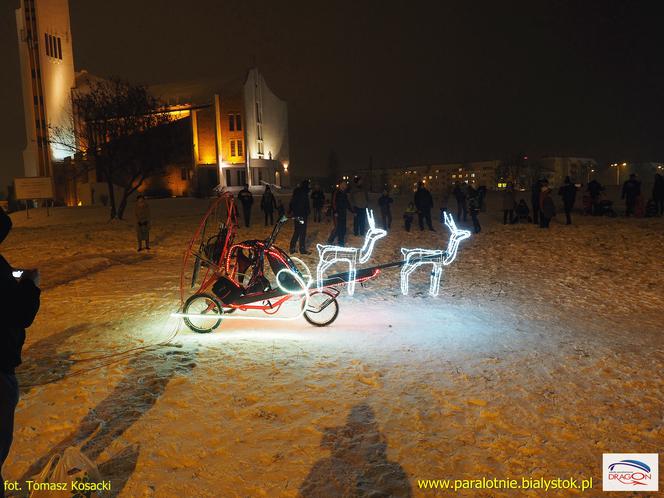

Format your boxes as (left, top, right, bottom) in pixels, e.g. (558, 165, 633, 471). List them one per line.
(596, 199, 617, 217)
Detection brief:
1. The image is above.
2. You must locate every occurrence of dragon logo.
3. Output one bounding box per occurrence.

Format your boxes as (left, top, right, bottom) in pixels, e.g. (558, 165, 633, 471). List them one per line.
(607, 460, 652, 486)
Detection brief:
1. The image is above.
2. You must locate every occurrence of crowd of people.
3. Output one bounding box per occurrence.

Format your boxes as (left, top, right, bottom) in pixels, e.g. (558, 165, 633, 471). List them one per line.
(228, 177, 446, 253)
(222, 171, 664, 254)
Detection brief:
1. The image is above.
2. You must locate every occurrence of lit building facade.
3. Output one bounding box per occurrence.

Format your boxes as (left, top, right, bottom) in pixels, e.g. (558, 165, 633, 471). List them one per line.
(152, 68, 290, 195)
(15, 0, 76, 178)
(360, 160, 501, 195)
(15, 0, 289, 204)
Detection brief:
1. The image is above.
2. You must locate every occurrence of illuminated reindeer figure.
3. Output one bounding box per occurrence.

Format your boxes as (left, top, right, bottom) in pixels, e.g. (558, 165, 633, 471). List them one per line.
(316, 210, 387, 295)
(400, 212, 471, 296)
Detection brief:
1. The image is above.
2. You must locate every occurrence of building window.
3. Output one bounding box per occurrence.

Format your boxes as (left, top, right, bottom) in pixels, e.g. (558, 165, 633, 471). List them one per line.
(237, 139, 243, 157)
(230, 140, 236, 157)
(257, 141, 264, 156)
(257, 125, 263, 141)
(235, 114, 242, 131)
(228, 114, 235, 131)
(255, 103, 262, 123)
(44, 33, 63, 60)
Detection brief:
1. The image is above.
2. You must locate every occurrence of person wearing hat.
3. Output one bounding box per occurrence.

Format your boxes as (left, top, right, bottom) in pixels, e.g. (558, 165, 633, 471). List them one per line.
(557, 176, 577, 225)
(0, 208, 41, 497)
(135, 194, 151, 251)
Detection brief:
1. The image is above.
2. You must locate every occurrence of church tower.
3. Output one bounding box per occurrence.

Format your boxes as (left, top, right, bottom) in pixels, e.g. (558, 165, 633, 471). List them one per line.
(15, 0, 76, 178)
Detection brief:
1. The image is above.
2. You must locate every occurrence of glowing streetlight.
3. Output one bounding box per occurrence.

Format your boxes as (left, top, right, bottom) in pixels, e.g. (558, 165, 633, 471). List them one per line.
(611, 162, 627, 185)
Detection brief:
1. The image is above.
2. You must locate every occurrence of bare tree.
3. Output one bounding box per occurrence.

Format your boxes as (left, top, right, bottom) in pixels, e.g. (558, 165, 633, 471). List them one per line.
(51, 78, 184, 219)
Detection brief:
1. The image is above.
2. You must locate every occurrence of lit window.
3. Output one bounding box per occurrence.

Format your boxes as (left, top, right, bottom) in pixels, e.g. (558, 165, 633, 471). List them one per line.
(452, 174, 456, 178)
(228, 114, 235, 131)
(471, 173, 475, 177)
(230, 140, 236, 157)
(237, 139, 243, 157)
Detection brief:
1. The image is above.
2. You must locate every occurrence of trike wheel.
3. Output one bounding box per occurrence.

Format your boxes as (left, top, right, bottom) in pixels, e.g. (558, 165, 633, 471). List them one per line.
(304, 290, 339, 327)
(183, 293, 223, 333)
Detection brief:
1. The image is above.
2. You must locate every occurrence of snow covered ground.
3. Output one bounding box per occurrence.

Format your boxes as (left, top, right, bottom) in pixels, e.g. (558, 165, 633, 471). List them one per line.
(3, 194, 663, 497)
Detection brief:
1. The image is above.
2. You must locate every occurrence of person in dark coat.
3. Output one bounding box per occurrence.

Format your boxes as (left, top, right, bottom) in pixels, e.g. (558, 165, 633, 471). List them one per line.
(311, 184, 325, 223)
(652, 173, 664, 216)
(260, 185, 277, 226)
(0, 208, 41, 496)
(134, 194, 151, 251)
(452, 182, 467, 222)
(558, 176, 577, 225)
(289, 180, 311, 254)
(414, 182, 434, 231)
(621, 174, 641, 217)
(350, 177, 369, 236)
(531, 179, 542, 224)
(237, 184, 253, 227)
(587, 179, 603, 215)
(467, 185, 481, 233)
(502, 184, 516, 225)
(276, 198, 286, 218)
(377, 189, 393, 229)
(539, 186, 556, 228)
(327, 181, 354, 246)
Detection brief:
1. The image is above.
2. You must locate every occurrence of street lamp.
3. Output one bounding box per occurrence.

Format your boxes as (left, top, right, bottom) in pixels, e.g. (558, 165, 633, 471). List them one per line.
(610, 162, 627, 186)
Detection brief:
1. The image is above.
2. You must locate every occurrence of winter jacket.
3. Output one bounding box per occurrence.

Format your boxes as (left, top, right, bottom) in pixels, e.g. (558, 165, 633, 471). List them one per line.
(135, 202, 150, 225)
(531, 181, 542, 203)
(540, 192, 556, 219)
(238, 188, 253, 206)
(0, 210, 41, 374)
(311, 190, 325, 209)
(0, 257, 40, 374)
(468, 193, 480, 212)
(378, 195, 393, 213)
(502, 189, 516, 210)
(261, 191, 277, 212)
(349, 184, 369, 208)
(558, 183, 577, 207)
(403, 205, 417, 219)
(621, 179, 641, 200)
(332, 189, 353, 217)
(414, 187, 434, 211)
(587, 180, 603, 199)
(453, 184, 466, 202)
(289, 185, 311, 217)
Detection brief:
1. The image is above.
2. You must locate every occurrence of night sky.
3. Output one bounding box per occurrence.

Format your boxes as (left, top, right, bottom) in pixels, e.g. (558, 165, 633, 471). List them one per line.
(1, 0, 663, 188)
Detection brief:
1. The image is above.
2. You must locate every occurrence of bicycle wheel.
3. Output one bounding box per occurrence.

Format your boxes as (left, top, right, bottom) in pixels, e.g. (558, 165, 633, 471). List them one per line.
(304, 290, 339, 327)
(290, 256, 313, 285)
(183, 293, 223, 333)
